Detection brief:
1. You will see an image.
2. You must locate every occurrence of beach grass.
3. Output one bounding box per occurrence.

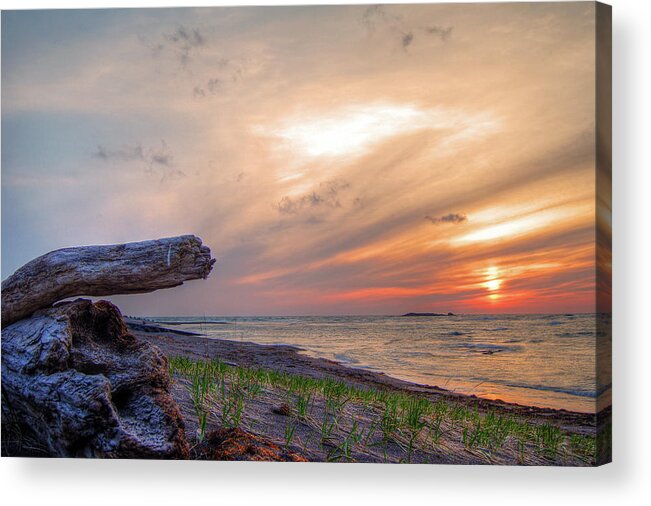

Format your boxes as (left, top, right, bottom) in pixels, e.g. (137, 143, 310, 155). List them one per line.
(168, 355, 597, 464)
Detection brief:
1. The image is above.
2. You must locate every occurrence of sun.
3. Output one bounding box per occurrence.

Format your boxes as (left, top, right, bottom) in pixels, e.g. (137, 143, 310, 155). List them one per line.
(485, 279, 502, 291)
(482, 266, 504, 300)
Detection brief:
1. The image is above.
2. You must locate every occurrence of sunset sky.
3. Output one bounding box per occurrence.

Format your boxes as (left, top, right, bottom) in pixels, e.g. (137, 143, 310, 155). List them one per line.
(1, 3, 608, 316)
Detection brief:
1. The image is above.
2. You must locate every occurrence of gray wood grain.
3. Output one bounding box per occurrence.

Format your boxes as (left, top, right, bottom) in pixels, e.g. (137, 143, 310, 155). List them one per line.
(1, 235, 215, 327)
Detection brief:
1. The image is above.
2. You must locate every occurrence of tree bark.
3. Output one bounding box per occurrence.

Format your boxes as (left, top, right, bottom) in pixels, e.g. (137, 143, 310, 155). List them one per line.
(1, 235, 215, 327)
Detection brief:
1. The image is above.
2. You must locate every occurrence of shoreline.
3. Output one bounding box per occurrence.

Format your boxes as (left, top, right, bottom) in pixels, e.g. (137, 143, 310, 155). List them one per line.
(129, 319, 603, 433)
(128, 315, 607, 416)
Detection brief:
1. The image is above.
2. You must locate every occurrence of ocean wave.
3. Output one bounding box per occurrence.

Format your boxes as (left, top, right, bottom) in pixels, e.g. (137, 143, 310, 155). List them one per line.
(502, 382, 598, 398)
(450, 342, 505, 350)
(449, 343, 517, 354)
(334, 353, 359, 365)
(403, 351, 437, 359)
(557, 331, 594, 338)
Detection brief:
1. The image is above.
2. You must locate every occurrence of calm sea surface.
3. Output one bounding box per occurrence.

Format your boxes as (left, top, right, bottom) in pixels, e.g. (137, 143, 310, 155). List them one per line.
(152, 314, 611, 413)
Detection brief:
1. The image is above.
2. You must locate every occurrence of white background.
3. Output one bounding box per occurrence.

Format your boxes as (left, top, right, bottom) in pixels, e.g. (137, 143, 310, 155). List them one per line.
(0, 0, 649, 504)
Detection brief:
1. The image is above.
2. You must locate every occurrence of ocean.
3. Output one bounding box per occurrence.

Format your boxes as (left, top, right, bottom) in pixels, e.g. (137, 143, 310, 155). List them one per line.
(152, 313, 611, 413)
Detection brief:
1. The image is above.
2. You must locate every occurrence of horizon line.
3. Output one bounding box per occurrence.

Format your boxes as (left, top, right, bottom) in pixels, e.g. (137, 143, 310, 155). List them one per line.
(130, 311, 606, 318)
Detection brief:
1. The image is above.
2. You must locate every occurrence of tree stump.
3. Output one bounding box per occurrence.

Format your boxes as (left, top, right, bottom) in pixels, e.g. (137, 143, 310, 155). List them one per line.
(1, 299, 190, 458)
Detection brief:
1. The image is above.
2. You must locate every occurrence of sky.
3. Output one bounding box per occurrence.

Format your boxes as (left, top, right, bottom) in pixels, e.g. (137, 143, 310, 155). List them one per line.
(1, 3, 610, 316)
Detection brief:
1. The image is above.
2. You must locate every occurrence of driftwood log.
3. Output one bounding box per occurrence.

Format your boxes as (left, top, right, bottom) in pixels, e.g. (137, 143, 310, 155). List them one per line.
(1, 235, 215, 328)
(1, 299, 189, 458)
(1, 235, 215, 458)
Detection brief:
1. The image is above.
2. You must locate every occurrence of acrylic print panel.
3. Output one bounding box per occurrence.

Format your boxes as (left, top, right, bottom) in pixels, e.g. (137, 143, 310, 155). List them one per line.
(0, 2, 611, 465)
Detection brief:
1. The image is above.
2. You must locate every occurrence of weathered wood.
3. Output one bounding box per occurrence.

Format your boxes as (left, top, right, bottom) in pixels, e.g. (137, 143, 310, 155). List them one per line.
(1, 299, 190, 458)
(1, 235, 215, 327)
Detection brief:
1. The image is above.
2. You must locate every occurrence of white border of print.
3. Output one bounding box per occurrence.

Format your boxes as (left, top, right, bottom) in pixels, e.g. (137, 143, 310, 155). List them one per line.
(0, 1, 649, 506)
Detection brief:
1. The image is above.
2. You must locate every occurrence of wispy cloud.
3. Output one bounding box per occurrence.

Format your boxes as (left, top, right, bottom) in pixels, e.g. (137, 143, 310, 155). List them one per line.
(360, 5, 453, 51)
(93, 145, 144, 162)
(423, 26, 453, 41)
(276, 179, 351, 215)
(148, 141, 174, 169)
(193, 77, 223, 98)
(164, 25, 205, 66)
(141, 25, 206, 68)
(191, 58, 253, 98)
(93, 140, 183, 181)
(402, 32, 414, 49)
(425, 213, 468, 225)
(359, 5, 397, 34)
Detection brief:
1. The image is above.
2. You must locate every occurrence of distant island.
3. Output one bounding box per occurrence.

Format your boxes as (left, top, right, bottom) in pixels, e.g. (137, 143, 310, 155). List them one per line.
(401, 312, 456, 317)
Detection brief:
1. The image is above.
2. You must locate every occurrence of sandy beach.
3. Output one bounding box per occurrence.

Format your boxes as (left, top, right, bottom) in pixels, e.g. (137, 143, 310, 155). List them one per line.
(128, 318, 610, 465)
